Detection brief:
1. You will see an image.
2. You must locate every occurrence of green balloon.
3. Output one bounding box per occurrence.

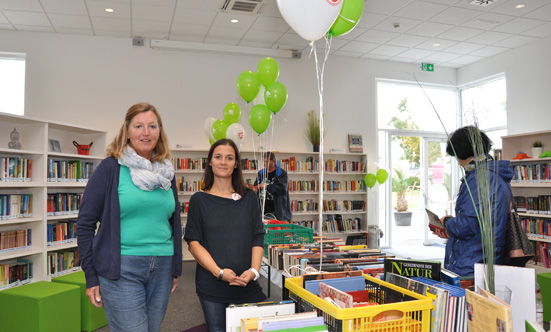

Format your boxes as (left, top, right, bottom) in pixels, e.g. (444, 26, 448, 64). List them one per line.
(236, 71, 261, 103)
(257, 57, 279, 88)
(248, 104, 272, 135)
(209, 137, 215, 145)
(223, 102, 241, 125)
(328, 0, 364, 37)
(264, 82, 288, 114)
(211, 119, 229, 141)
(364, 173, 376, 189)
(376, 169, 389, 184)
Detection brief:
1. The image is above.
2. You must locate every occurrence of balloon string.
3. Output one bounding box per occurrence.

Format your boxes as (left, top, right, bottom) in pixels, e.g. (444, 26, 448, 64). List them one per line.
(311, 36, 332, 271)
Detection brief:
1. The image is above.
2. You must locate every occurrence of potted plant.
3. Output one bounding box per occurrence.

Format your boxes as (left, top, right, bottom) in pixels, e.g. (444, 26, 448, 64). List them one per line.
(305, 110, 323, 152)
(392, 168, 413, 226)
(532, 140, 543, 158)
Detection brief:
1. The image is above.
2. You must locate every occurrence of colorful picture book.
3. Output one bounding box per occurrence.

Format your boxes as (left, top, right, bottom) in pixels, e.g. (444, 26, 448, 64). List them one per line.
(465, 288, 513, 332)
(348, 134, 363, 153)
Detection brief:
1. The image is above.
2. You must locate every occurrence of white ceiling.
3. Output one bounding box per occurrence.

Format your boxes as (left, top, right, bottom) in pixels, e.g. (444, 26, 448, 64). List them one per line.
(1, 0, 550, 68)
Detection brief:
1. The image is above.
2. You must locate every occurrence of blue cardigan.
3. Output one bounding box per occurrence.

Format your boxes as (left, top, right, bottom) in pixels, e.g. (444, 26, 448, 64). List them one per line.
(77, 157, 182, 288)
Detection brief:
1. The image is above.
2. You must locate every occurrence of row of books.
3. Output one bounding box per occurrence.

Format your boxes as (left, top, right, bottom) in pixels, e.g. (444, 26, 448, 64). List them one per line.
(324, 159, 365, 173)
(0, 157, 32, 182)
(324, 215, 362, 233)
(176, 176, 204, 192)
(288, 180, 318, 193)
(47, 220, 76, 245)
(0, 259, 33, 288)
(519, 217, 551, 238)
(291, 199, 318, 213)
(47, 248, 80, 276)
(0, 229, 32, 251)
(47, 159, 95, 182)
(180, 201, 189, 214)
(510, 163, 551, 183)
(46, 192, 81, 216)
(515, 195, 551, 215)
(532, 242, 551, 268)
(278, 156, 317, 172)
(172, 157, 207, 171)
(322, 200, 365, 212)
(0, 194, 33, 220)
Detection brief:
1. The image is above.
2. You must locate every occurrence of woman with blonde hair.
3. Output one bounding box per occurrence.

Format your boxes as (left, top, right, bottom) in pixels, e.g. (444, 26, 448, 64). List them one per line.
(77, 102, 182, 332)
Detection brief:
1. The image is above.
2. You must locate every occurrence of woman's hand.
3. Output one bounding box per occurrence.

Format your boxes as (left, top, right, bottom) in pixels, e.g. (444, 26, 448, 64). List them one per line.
(86, 286, 103, 308)
(228, 269, 255, 287)
(171, 278, 178, 293)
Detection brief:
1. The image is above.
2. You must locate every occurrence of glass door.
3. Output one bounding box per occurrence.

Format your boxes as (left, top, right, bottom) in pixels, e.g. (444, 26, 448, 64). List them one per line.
(421, 137, 456, 245)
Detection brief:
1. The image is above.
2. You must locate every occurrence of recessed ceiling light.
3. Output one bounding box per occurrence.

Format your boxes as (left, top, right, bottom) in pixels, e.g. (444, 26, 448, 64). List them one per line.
(230, 19, 239, 23)
(433, 43, 441, 47)
(105, 8, 114, 13)
(516, 4, 525, 8)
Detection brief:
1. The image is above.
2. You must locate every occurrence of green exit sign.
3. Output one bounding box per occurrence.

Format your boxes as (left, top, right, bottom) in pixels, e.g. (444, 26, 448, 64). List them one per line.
(421, 63, 434, 72)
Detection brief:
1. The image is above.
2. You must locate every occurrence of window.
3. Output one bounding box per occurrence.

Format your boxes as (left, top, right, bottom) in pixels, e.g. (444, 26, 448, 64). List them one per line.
(460, 75, 507, 150)
(0, 52, 26, 116)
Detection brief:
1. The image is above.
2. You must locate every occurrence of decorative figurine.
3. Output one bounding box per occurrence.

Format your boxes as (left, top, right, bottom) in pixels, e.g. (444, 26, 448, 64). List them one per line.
(8, 127, 22, 150)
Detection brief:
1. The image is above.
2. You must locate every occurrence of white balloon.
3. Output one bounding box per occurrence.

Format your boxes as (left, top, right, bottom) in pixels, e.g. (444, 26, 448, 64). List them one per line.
(203, 117, 216, 140)
(253, 85, 266, 106)
(276, 0, 343, 42)
(368, 162, 380, 174)
(226, 123, 245, 147)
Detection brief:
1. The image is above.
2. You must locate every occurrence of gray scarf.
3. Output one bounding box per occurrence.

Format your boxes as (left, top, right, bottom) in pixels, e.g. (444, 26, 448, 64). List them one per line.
(118, 146, 174, 191)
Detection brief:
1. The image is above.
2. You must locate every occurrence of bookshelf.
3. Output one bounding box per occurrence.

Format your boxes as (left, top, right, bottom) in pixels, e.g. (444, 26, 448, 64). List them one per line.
(502, 130, 551, 271)
(0, 113, 106, 290)
(171, 149, 368, 261)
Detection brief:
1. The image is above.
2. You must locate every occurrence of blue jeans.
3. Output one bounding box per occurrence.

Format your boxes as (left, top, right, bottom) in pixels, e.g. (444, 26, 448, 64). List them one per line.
(198, 297, 229, 332)
(99, 255, 173, 332)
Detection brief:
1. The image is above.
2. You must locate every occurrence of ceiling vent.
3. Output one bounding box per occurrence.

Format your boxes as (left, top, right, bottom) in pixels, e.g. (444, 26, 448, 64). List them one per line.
(469, 0, 498, 6)
(218, 0, 265, 15)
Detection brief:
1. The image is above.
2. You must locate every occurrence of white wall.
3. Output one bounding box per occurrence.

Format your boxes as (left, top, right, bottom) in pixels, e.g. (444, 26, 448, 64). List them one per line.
(1, 30, 457, 155)
(458, 35, 551, 135)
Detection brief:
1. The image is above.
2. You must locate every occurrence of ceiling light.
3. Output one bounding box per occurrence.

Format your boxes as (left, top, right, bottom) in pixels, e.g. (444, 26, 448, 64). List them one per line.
(433, 43, 441, 47)
(516, 4, 525, 8)
(230, 19, 239, 23)
(105, 8, 114, 13)
(150, 40, 298, 59)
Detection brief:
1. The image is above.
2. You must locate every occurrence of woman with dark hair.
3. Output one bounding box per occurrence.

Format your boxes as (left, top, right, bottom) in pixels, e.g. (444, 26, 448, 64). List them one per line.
(77, 102, 182, 332)
(184, 139, 265, 332)
(433, 126, 513, 276)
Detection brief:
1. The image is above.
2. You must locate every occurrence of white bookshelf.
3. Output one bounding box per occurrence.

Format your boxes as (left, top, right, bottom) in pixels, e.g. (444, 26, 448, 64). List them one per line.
(502, 131, 551, 271)
(0, 113, 106, 290)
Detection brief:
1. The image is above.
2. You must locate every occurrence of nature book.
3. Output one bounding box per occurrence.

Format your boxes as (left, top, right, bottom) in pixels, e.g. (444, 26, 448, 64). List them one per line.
(384, 257, 441, 281)
(425, 208, 447, 234)
(385, 273, 448, 332)
(318, 282, 354, 308)
(465, 288, 513, 332)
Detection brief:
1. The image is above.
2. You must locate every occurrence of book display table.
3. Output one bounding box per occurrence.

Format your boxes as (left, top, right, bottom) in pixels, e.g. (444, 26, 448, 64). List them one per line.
(52, 271, 109, 332)
(0, 281, 80, 332)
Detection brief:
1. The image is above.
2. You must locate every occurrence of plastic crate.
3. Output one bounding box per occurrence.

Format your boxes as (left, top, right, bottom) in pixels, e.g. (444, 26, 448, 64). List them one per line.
(264, 224, 314, 256)
(285, 275, 432, 332)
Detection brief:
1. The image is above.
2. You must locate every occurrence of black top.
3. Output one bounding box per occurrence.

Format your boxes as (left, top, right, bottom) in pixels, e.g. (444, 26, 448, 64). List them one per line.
(184, 189, 266, 303)
(262, 170, 276, 214)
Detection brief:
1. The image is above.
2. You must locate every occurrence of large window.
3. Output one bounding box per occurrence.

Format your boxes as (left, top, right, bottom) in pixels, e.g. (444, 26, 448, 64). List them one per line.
(0, 52, 26, 116)
(460, 75, 507, 150)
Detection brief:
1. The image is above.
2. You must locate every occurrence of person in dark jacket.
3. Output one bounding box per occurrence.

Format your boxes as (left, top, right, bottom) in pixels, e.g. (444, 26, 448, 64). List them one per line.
(251, 152, 292, 221)
(432, 126, 513, 276)
(76, 102, 182, 332)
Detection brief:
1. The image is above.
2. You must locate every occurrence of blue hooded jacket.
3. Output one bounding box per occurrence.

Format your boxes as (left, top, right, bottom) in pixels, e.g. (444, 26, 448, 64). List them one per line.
(444, 159, 513, 276)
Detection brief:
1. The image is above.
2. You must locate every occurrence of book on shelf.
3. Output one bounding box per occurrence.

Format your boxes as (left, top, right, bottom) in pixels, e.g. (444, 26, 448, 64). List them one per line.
(465, 288, 513, 332)
(348, 134, 363, 153)
(385, 272, 448, 332)
(383, 257, 441, 281)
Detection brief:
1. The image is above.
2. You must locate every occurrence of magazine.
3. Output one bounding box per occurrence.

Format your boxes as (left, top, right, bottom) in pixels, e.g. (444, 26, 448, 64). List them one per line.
(426, 208, 447, 234)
